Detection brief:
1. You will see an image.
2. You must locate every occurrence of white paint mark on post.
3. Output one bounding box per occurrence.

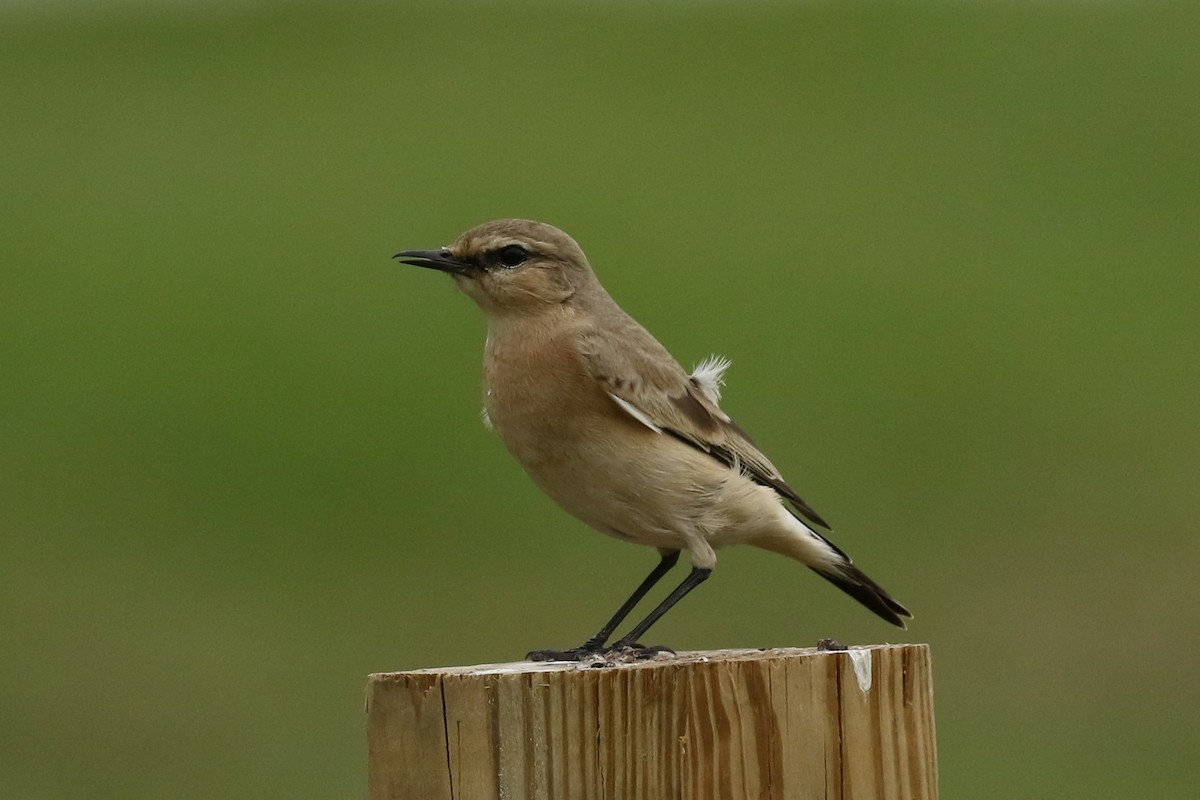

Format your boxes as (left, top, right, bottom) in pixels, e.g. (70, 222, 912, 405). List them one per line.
(849, 648, 873, 693)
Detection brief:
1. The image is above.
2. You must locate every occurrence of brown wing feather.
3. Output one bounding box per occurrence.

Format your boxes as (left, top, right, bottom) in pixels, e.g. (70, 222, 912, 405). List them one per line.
(577, 317, 832, 530)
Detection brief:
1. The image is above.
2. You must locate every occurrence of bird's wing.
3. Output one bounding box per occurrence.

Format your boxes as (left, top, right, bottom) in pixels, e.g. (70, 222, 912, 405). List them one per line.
(577, 320, 832, 530)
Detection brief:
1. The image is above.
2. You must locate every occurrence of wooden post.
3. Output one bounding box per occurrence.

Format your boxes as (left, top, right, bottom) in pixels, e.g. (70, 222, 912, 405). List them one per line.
(366, 643, 936, 800)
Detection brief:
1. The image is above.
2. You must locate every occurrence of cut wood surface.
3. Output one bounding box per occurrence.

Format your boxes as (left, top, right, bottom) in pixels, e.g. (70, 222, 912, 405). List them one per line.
(367, 643, 936, 800)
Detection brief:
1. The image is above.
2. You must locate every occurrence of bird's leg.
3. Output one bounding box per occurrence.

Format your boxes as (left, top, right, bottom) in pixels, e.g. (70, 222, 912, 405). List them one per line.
(609, 566, 712, 653)
(527, 550, 680, 662)
(584, 549, 681, 648)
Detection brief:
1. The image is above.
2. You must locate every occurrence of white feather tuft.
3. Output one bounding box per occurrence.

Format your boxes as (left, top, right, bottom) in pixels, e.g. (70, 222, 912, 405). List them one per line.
(690, 355, 732, 403)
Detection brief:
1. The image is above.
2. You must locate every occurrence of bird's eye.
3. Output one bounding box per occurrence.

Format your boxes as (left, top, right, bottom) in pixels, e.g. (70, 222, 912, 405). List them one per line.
(495, 244, 530, 268)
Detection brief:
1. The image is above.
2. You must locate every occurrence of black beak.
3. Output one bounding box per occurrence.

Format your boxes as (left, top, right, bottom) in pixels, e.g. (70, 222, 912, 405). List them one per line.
(393, 248, 474, 276)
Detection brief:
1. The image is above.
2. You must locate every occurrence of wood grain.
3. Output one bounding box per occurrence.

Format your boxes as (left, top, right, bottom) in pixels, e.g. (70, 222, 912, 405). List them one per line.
(366, 644, 937, 800)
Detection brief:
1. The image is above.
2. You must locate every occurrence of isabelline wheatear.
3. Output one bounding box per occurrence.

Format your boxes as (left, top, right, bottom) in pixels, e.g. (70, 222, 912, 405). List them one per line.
(396, 219, 910, 661)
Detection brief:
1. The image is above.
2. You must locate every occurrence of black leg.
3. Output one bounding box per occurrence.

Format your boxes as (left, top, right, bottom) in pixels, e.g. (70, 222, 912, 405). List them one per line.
(528, 550, 680, 662)
(611, 566, 711, 650)
(585, 549, 680, 647)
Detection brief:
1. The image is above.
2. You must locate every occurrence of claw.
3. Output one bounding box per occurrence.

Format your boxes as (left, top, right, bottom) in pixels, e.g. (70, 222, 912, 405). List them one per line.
(608, 641, 675, 661)
(527, 641, 675, 663)
(526, 644, 603, 662)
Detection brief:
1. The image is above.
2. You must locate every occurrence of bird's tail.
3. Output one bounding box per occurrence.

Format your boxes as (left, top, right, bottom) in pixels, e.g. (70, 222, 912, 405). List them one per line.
(808, 559, 912, 629)
(756, 521, 912, 628)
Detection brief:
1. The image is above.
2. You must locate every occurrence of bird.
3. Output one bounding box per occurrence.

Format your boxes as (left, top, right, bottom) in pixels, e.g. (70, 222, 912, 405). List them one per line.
(395, 219, 910, 661)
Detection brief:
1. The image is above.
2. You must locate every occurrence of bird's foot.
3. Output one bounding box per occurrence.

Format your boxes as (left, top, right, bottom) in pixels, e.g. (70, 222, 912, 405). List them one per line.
(527, 645, 601, 663)
(526, 639, 675, 663)
(527, 637, 607, 662)
(604, 641, 675, 661)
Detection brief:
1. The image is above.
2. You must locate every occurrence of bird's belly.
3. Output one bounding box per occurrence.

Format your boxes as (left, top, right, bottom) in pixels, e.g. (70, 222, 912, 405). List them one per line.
(482, 327, 777, 551)
(493, 404, 736, 548)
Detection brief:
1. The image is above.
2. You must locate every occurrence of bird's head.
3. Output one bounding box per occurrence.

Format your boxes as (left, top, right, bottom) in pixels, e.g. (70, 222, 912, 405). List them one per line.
(395, 219, 595, 315)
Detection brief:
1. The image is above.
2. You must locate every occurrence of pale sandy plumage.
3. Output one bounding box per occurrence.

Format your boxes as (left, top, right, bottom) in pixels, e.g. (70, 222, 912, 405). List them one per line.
(396, 219, 909, 658)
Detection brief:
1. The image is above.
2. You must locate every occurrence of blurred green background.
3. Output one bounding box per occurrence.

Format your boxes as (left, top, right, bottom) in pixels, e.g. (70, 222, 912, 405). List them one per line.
(3, 1, 1197, 797)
